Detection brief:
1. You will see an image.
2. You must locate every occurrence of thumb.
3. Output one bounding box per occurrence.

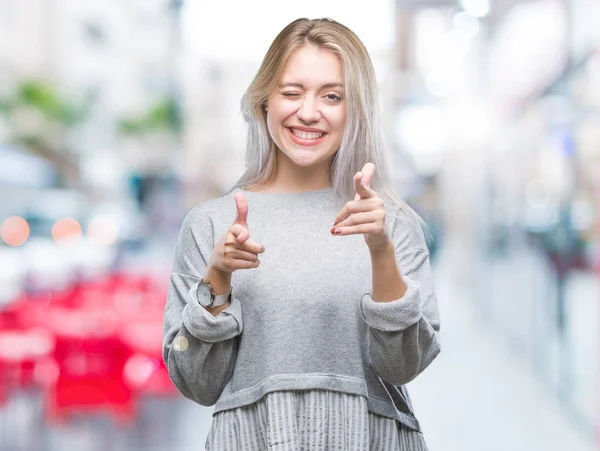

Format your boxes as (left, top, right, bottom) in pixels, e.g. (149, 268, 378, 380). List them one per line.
(234, 192, 248, 228)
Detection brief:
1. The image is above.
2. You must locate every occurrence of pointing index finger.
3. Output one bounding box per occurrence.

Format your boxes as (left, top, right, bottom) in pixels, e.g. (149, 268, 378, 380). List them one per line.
(360, 163, 376, 187)
(354, 163, 376, 200)
(354, 172, 374, 200)
(234, 192, 248, 227)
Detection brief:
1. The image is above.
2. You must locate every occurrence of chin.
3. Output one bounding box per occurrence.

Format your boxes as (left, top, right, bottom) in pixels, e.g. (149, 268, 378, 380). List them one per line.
(289, 156, 321, 167)
(285, 149, 327, 164)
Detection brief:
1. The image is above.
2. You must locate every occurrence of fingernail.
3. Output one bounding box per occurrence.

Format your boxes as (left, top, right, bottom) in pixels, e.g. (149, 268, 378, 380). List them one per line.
(334, 228, 342, 235)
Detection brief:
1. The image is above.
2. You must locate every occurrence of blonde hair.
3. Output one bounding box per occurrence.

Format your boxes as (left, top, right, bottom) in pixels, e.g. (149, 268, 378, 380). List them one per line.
(227, 18, 425, 230)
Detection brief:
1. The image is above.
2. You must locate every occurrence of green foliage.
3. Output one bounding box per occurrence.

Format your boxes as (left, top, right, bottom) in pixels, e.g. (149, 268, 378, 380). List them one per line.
(0, 80, 86, 125)
(119, 97, 181, 135)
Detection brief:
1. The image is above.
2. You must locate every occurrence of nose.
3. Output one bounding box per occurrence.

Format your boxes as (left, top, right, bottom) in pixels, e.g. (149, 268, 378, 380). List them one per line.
(296, 96, 321, 123)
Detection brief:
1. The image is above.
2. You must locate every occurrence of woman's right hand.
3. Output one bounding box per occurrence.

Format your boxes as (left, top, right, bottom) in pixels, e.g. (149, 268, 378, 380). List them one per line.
(209, 192, 265, 274)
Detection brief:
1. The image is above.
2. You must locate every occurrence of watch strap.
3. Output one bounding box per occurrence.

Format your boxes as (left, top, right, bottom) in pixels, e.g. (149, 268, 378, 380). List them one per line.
(200, 278, 231, 307)
(212, 291, 231, 307)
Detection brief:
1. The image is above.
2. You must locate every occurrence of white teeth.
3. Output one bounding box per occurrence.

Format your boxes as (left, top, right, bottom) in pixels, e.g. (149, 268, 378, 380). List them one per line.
(291, 128, 324, 140)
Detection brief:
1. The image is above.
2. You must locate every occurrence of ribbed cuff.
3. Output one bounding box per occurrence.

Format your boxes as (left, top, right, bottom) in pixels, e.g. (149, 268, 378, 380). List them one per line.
(182, 284, 243, 343)
(360, 278, 423, 332)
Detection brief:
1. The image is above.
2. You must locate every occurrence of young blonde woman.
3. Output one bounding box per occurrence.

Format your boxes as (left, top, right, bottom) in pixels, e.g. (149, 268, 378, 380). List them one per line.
(163, 18, 441, 451)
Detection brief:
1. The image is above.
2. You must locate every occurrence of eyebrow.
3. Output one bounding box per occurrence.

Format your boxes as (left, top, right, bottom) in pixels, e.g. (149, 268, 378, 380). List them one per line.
(278, 82, 344, 89)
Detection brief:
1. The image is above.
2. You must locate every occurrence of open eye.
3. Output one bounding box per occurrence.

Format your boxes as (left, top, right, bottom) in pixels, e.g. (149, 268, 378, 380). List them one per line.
(325, 93, 342, 102)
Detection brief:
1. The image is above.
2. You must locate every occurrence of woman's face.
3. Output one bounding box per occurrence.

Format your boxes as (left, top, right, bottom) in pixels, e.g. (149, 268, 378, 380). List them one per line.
(266, 45, 346, 169)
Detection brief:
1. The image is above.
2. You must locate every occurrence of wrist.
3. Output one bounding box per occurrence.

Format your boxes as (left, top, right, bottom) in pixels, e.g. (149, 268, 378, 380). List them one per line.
(204, 265, 232, 295)
(367, 237, 394, 255)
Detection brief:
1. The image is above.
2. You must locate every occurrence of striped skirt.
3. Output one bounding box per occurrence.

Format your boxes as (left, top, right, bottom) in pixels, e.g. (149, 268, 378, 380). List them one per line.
(206, 389, 429, 451)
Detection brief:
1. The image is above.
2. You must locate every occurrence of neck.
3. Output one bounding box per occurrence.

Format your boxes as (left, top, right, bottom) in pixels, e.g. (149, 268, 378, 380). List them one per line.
(259, 149, 333, 193)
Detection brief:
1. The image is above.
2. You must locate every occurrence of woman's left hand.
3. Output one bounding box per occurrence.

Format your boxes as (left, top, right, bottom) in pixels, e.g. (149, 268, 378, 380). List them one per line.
(330, 163, 392, 252)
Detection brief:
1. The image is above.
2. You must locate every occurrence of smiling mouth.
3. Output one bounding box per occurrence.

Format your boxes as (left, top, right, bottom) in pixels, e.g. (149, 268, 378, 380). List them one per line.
(289, 128, 326, 140)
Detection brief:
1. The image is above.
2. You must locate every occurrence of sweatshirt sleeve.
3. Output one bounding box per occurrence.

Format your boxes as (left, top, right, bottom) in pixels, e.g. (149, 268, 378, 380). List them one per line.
(360, 207, 441, 386)
(162, 206, 243, 406)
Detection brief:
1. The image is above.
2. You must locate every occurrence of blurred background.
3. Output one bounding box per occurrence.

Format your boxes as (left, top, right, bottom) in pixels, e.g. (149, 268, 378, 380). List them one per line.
(0, 0, 598, 450)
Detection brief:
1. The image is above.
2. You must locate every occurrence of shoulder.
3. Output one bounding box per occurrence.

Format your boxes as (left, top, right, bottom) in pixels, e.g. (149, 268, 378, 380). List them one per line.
(387, 204, 429, 253)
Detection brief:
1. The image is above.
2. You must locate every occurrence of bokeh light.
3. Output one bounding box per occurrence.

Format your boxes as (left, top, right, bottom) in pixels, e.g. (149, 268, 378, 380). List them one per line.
(87, 216, 119, 246)
(172, 336, 189, 352)
(1, 216, 30, 246)
(51, 218, 82, 244)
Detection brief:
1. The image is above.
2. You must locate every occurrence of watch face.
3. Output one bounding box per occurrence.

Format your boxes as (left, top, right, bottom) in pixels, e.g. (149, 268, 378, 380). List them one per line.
(196, 282, 214, 307)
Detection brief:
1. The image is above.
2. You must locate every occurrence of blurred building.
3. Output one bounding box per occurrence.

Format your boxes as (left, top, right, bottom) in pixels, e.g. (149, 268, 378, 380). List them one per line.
(0, 0, 183, 195)
(393, 0, 600, 441)
(178, 58, 253, 203)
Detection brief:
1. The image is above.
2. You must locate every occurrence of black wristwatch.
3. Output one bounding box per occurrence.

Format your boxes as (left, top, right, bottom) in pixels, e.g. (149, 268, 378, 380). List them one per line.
(196, 278, 231, 308)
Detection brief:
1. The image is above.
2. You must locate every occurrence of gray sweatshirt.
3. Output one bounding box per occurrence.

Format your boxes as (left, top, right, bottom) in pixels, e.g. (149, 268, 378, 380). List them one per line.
(162, 186, 441, 431)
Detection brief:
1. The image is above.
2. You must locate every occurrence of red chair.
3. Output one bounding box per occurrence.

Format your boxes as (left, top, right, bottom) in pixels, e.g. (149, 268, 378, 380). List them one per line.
(39, 308, 136, 427)
(1, 269, 171, 428)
